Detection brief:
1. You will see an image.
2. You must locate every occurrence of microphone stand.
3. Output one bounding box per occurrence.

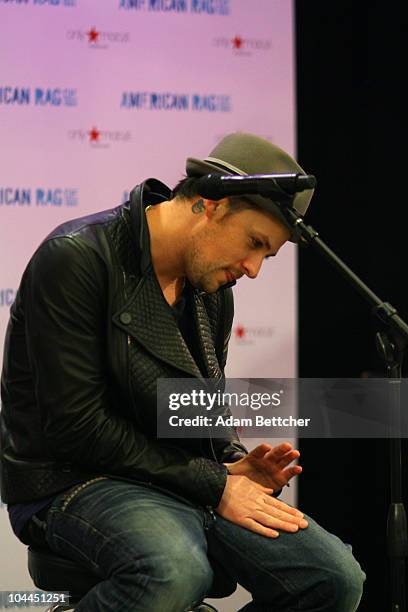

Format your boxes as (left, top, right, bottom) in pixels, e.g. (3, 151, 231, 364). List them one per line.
(283, 206, 408, 612)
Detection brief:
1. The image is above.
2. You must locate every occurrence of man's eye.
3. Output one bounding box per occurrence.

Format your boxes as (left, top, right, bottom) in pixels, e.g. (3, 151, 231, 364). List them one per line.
(251, 237, 263, 248)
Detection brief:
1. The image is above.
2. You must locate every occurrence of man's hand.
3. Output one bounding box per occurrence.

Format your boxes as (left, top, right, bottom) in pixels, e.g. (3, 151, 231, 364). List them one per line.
(215, 474, 308, 538)
(224, 442, 302, 490)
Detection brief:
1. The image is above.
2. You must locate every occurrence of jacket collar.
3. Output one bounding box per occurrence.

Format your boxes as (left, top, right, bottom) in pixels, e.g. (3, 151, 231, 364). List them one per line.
(129, 178, 171, 275)
(113, 179, 222, 380)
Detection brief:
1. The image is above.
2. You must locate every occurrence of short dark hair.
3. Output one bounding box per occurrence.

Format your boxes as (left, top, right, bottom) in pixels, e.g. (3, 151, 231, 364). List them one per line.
(223, 195, 256, 216)
(172, 176, 201, 199)
(172, 176, 255, 215)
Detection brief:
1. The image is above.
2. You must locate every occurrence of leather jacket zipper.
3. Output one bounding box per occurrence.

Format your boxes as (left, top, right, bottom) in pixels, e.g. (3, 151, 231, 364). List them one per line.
(122, 269, 132, 386)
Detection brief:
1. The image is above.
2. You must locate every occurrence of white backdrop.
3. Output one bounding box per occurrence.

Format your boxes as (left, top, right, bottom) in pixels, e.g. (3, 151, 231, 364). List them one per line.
(0, 1, 296, 609)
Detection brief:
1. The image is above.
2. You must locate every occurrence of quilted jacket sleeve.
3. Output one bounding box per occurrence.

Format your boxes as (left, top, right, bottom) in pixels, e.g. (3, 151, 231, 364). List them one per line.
(24, 237, 227, 509)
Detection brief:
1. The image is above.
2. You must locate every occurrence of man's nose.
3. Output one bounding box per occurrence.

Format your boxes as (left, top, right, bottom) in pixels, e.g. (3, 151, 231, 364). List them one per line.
(241, 253, 264, 279)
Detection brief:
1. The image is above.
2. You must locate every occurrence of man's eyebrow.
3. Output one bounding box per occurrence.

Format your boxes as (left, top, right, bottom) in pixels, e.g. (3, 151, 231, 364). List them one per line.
(257, 232, 276, 255)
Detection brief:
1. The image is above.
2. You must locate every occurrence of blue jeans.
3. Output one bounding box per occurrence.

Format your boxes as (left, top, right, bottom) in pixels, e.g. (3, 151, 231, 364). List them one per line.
(44, 477, 365, 611)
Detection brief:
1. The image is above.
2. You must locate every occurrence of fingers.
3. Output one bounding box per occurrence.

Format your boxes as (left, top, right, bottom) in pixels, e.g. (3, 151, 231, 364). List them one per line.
(287, 465, 302, 477)
(268, 442, 293, 456)
(258, 502, 308, 527)
(265, 449, 302, 479)
(283, 450, 301, 466)
(253, 489, 308, 528)
(267, 507, 307, 529)
(216, 474, 309, 539)
(266, 447, 299, 466)
(241, 517, 280, 538)
(252, 442, 299, 461)
(263, 494, 305, 520)
(253, 509, 301, 532)
(241, 508, 308, 538)
(281, 465, 303, 484)
(249, 443, 273, 459)
(261, 502, 302, 523)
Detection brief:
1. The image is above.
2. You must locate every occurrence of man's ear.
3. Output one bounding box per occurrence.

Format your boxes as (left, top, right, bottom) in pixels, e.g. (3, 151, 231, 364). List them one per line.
(203, 198, 220, 217)
(203, 197, 229, 218)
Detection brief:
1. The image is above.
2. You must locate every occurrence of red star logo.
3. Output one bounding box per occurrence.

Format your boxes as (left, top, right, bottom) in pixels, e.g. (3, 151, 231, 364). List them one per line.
(87, 28, 99, 43)
(235, 325, 246, 339)
(232, 36, 243, 50)
(88, 127, 100, 142)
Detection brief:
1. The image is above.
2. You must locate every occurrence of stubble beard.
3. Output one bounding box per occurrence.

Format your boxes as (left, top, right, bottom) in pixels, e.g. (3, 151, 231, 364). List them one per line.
(185, 240, 224, 294)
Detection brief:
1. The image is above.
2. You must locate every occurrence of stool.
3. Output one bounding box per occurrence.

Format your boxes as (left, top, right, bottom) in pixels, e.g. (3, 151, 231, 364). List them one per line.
(28, 546, 236, 611)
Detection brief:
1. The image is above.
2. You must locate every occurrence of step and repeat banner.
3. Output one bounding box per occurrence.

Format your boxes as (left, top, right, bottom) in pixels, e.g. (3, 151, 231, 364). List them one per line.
(0, 1, 296, 609)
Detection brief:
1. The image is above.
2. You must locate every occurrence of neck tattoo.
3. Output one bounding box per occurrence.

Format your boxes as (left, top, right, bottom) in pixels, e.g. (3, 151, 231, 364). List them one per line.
(191, 199, 205, 214)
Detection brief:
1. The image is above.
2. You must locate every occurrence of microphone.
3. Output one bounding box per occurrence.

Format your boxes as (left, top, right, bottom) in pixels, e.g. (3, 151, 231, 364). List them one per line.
(195, 173, 316, 202)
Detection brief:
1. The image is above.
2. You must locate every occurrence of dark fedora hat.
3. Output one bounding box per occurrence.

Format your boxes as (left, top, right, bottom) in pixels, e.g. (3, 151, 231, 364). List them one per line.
(186, 132, 314, 242)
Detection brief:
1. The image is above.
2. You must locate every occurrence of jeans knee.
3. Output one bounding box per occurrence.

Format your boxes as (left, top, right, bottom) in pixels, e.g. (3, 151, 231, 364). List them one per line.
(338, 555, 365, 608)
(148, 550, 213, 608)
(165, 554, 212, 590)
(321, 553, 365, 611)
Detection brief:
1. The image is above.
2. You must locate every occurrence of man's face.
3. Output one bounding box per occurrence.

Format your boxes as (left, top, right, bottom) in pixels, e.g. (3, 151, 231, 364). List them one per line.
(184, 202, 291, 293)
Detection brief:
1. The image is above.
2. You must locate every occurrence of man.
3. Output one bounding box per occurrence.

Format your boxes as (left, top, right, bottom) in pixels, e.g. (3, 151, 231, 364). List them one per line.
(1, 133, 365, 611)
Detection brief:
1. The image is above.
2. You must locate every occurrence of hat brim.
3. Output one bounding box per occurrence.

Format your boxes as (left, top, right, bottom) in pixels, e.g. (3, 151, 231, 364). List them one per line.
(187, 157, 246, 178)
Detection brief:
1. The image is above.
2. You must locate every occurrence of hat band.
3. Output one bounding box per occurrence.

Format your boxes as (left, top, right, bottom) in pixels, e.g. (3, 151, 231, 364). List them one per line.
(204, 157, 247, 176)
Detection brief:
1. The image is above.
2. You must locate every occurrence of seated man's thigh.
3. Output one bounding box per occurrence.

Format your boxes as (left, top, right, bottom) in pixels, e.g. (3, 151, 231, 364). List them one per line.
(207, 513, 365, 611)
(45, 478, 213, 607)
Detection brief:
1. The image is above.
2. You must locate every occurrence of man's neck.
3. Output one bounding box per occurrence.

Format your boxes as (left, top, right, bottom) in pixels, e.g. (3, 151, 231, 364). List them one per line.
(161, 277, 186, 307)
(145, 199, 187, 302)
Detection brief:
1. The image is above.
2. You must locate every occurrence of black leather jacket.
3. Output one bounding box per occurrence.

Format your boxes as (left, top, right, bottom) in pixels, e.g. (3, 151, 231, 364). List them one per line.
(0, 179, 247, 508)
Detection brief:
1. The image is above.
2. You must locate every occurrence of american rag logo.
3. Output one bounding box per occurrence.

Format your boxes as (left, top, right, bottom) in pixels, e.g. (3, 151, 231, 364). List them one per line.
(68, 127, 132, 148)
(213, 35, 272, 55)
(0, 86, 77, 106)
(0, 289, 16, 308)
(0, 187, 78, 207)
(118, 0, 229, 14)
(0, 0, 76, 5)
(67, 27, 130, 48)
(120, 92, 231, 112)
